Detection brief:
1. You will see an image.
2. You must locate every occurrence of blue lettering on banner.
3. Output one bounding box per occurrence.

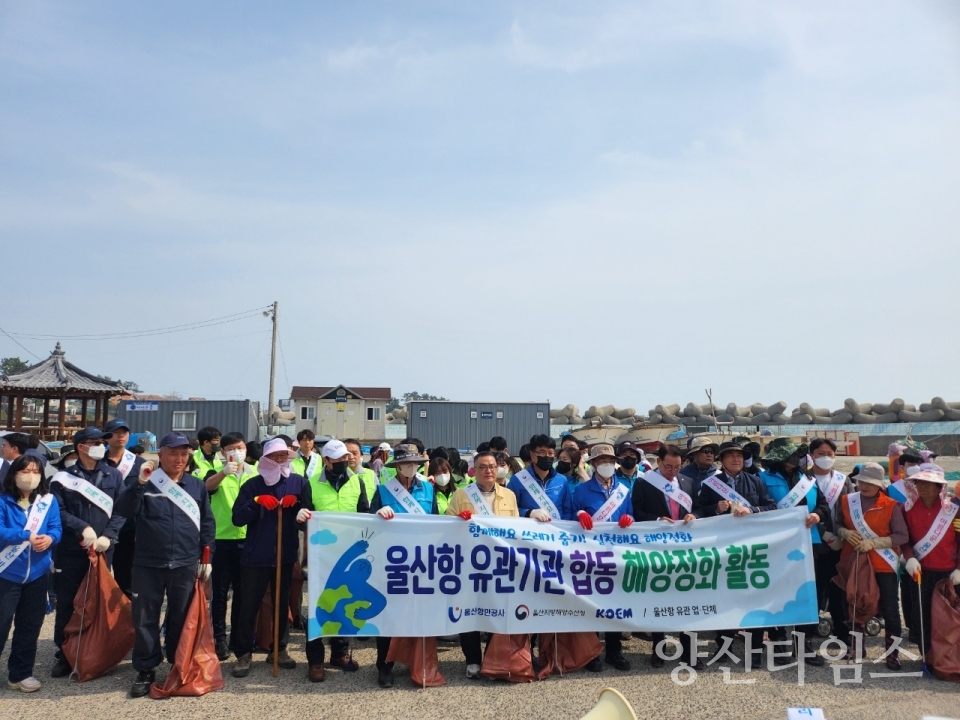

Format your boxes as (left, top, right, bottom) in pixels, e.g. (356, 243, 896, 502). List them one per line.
(595, 608, 634, 619)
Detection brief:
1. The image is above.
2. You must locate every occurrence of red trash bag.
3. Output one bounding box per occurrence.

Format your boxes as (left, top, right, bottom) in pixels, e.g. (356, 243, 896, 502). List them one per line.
(833, 551, 880, 623)
(480, 634, 535, 683)
(386, 637, 446, 687)
(150, 577, 224, 698)
(537, 632, 603, 679)
(930, 578, 960, 683)
(61, 551, 135, 682)
(254, 561, 303, 652)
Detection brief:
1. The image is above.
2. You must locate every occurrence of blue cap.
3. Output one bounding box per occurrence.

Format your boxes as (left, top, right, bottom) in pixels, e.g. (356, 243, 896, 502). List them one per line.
(104, 419, 131, 433)
(158, 431, 191, 449)
(73, 426, 112, 443)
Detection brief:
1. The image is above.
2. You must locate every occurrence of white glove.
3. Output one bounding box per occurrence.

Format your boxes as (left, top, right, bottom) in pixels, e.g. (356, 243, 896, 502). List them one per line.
(93, 536, 111, 553)
(199, 563, 212, 581)
(822, 531, 837, 544)
(905, 558, 921, 580)
(377, 507, 395, 519)
(296, 508, 312, 524)
(951, 569, 960, 586)
(138, 462, 155, 485)
(222, 462, 239, 477)
(80, 527, 97, 548)
(529, 509, 552, 522)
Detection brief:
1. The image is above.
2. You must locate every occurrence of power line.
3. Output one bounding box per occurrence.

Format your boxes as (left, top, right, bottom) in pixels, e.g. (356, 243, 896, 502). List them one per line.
(278, 333, 291, 395)
(0, 324, 42, 361)
(3, 306, 273, 342)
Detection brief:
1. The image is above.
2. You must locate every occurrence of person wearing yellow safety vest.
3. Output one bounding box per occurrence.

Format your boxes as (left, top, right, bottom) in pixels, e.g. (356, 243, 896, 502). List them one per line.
(205, 431, 257, 662)
(343, 438, 378, 492)
(369, 444, 440, 688)
(193, 426, 223, 480)
(291, 429, 322, 482)
(299, 439, 376, 682)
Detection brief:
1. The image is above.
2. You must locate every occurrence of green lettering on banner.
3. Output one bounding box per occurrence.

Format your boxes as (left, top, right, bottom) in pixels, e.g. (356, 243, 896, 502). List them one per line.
(622, 546, 725, 594)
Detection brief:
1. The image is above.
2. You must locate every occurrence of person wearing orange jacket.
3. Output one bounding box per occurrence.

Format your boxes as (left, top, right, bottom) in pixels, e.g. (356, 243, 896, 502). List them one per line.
(834, 462, 909, 669)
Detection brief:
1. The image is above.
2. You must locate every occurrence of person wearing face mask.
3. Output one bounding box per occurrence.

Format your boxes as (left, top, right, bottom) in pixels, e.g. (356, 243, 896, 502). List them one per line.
(679, 437, 721, 496)
(614, 441, 651, 492)
(0, 455, 61, 693)
(556, 446, 589, 496)
(230, 437, 305, 678)
(115, 431, 216, 698)
(740, 441, 762, 476)
(192, 426, 223, 481)
(299, 439, 375, 681)
(834, 462, 908, 667)
(507, 434, 574, 523)
(808, 437, 856, 653)
(428, 457, 456, 514)
(445, 451, 519, 679)
(756, 439, 829, 666)
(492, 452, 512, 486)
(367, 444, 440, 688)
(572, 444, 635, 672)
(900, 467, 960, 655)
(379, 437, 427, 485)
(48, 426, 128, 679)
(204, 432, 258, 661)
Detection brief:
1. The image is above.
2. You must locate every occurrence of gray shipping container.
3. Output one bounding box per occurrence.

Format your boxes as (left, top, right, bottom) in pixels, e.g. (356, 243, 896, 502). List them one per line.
(406, 401, 550, 453)
(115, 400, 261, 442)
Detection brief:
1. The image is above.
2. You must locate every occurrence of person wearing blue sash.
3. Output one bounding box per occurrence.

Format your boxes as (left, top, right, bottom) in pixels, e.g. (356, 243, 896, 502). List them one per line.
(679, 437, 720, 496)
(0, 454, 61, 693)
(757, 439, 829, 666)
(50, 426, 128, 679)
(507, 434, 574, 522)
(572, 444, 634, 672)
(369, 443, 439, 688)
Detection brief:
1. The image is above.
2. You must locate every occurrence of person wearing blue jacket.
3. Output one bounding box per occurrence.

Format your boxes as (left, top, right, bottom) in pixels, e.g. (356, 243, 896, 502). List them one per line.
(572, 443, 635, 673)
(230, 437, 307, 678)
(0, 454, 62, 693)
(49, 426, 128, 678)
(508, 434, 575, 522)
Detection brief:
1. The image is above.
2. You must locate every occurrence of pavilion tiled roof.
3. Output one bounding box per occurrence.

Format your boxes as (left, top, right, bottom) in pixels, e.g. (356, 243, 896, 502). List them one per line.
(0, 343, 129, 394)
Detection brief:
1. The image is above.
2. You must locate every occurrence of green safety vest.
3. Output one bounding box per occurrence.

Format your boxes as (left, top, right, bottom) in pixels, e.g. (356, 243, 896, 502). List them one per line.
(436, 489, 451, 515)
(210, 463, 257, 540)
(193, 449, 222, 479)
(291, 453, 322, 481)
(310, 468, 377, 513)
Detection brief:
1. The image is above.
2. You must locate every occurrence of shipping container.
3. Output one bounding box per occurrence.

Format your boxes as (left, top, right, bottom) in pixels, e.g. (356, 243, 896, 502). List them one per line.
(406, 401, 550, 453)
(115, 400, 261, 443)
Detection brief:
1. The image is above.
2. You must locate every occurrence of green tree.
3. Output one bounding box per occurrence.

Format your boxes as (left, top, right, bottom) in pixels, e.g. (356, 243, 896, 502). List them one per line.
(1, 357, 29, 376)
(96, 375, 141, 393)
(387, 391, 448, 412)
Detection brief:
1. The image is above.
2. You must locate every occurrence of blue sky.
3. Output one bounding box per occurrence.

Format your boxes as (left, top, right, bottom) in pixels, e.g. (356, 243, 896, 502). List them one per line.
(1, 2, 958, 413)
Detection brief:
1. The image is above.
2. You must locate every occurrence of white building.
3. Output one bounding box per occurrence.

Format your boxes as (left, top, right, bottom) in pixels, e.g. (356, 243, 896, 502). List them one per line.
(290, 385, 391, 441)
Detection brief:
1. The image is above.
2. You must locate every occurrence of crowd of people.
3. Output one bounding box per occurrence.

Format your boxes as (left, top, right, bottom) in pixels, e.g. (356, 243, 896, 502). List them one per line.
(0, 423, 958, 696)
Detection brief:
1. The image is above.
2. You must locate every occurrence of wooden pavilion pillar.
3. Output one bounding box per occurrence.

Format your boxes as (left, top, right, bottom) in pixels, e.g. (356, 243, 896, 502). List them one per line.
(5, 396, 11, 430)
(101, 394, 110, 425)
(58, 391, 66, 440)
(42, 398, 50, 429)
(94, 397, 101, 429)
(15, 395, 23, 431)
(80, 398, 88, 427)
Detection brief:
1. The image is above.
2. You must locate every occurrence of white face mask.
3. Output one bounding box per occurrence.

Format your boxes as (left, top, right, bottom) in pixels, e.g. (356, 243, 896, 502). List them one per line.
(814, 456, 835, 470)
(64, 458, 77, 468)
(227, 448, 247, 466)
(15, 473, 42, 492)
(85, 444, 106, 461)
(595, 463, 616, 479)
(496, 467, 508, 479)
(434, 473, 450, 487)
(398, 463, 418, 478)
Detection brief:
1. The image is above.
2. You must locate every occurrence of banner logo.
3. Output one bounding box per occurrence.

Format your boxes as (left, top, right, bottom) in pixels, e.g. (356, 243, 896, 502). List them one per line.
(515, 604, 530, 620)
(448, 606, 462, 623)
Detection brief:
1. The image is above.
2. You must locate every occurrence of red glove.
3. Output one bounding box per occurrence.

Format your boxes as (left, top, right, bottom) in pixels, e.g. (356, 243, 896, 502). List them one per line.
(578, 511, 594, 531)
(202, 546, 211, 564)
(618, 514, 634, 529)
(255, 495, 280, 511)
(280, 494, 298, 508)
(458, 510, 472, 521)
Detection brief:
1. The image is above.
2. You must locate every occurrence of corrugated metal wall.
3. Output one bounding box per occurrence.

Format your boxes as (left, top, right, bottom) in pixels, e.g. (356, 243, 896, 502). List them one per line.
(407, 401, 550, 452)
(116, 400, 261, 441)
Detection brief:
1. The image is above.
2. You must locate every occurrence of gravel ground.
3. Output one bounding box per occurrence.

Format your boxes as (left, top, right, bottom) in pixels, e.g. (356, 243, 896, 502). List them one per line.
(4, 456, 958, 719)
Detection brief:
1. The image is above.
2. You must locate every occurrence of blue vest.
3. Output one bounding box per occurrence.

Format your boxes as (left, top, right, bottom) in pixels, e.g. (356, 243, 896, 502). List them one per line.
(380, 477, 435, 514)
(759, 470, 821, 544)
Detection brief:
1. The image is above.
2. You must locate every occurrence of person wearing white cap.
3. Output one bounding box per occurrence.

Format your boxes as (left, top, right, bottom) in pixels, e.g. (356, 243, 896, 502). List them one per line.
(299, 439, 376, 682)
(834, 461, 909, 668)
(230, 437, 306, 678)
(899, 466, 960, 650)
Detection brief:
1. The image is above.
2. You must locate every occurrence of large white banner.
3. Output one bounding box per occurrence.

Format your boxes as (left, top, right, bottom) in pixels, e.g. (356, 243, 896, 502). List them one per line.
(306, 507, 817, 639)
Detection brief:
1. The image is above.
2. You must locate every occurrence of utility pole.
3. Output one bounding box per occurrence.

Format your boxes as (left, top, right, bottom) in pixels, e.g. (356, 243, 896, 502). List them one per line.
(267, 301, 278, 429)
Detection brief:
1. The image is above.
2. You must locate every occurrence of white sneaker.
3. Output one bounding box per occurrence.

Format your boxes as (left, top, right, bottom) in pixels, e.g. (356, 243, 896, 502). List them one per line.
(8, 676, 41, 692)
(465, 663, 481, 679)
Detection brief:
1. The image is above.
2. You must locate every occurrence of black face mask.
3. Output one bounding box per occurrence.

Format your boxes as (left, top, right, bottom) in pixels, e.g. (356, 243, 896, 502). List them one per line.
(329, 461, 349, 480)
(618, 456, 638, 471)
(535, 456, 554, 471)
(209, 444, 221, 455)
(556, 460, 572, 475)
